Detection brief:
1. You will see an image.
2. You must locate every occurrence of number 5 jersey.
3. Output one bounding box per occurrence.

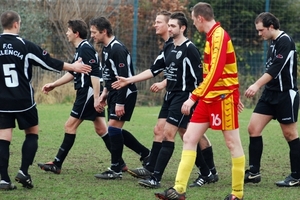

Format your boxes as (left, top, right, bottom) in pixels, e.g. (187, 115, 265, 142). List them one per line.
(0, 34, 64, 112)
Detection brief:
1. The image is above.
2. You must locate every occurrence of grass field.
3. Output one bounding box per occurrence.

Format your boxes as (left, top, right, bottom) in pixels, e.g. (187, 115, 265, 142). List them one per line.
(1, 104, 299, 200)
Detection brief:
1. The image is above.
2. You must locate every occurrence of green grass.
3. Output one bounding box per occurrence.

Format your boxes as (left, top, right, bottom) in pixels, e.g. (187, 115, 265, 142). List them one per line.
(2, 104, 298, 200)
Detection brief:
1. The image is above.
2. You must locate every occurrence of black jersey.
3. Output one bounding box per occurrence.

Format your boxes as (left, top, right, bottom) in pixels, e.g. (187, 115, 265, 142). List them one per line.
(0, 34, 64, 112)
(151, 39, 202, 92)
(101, 37, 137, 104)
(150, 37, 173, 77)
(69, 40, 100, 89)
(265, 31, 298, 92)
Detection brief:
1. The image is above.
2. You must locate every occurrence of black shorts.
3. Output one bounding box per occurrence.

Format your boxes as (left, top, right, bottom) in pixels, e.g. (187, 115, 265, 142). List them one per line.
(254, 89, 299, 124)
(107, 90, 137, 121)
(71, 87, 105, 121)
(0, 106, 38, 130)
(158, 91, 192, 129)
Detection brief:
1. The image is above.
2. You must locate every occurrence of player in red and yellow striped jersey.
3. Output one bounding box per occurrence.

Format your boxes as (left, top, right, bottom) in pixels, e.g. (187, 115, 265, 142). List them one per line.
(155, 2, 245, 200)
(191, 23, 239, 104)
(190, 22, 240, 131)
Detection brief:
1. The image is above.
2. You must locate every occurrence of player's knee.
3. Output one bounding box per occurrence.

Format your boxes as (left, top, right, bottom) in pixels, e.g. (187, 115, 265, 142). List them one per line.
(163, 131, 177, 141)
(199, 136, 211, 149)
(64, 120, 78, 133)
(182, 133, 196, 146)
(283, 130, 299, 141)
(95, 127, 107, 136)
(153, 125, 163, 136)
(247, 124, 261, 137)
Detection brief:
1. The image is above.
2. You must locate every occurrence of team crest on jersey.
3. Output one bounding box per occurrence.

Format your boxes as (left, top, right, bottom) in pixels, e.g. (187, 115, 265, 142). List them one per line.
(89, 59, 96, 63)
(176, 51, 182, 59)
(42, 50, 48, 55)
(276, 54, 283, 59)
(119, 63, 125, 67)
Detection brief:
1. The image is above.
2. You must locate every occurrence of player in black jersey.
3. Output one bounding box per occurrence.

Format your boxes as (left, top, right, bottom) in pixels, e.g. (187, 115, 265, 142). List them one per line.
(113, 11, 218, 188)
(113, 12, 211, 189)
(89, 16, 150, 179)
(0, 11, 91, 190)
(37, 19, 127, 175)
(244, 12, 300, 187)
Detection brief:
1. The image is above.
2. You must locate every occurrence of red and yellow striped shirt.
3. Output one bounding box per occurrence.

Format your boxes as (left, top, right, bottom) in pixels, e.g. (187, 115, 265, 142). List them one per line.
(191, 22, 239, 103)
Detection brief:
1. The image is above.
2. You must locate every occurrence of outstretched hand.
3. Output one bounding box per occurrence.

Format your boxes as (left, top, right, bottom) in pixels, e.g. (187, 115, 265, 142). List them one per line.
(42, 83, 55, 94)
(112, 76, 129, 90)
(72, 58, 91, 74)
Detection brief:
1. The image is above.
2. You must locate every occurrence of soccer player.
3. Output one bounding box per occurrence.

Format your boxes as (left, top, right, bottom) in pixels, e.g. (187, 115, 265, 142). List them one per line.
(37, 19, 128, 174)
(115, 12, 211, 189)
(113, 11, 218, 188)
(155, 2, 245, 200)
(244, 12, 300, 187)
(89, 16, 150, 179)
(0, 11, 91, 190)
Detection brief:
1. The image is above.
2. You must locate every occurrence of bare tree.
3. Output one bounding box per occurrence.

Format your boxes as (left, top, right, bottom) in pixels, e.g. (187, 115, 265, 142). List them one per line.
(43, 0, 121, 60)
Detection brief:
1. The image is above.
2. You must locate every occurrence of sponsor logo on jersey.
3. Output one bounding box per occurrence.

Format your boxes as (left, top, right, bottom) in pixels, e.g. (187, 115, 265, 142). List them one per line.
(276, 54, 283, 59)
(42, 50, 48, 55)
(89, 59, 96, 63)
(119, 63, 125, 67)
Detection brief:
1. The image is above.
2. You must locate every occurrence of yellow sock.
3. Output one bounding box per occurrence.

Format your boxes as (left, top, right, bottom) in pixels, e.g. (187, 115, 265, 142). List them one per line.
(232, 155, 245, 199)
(173, 150, 196, 193)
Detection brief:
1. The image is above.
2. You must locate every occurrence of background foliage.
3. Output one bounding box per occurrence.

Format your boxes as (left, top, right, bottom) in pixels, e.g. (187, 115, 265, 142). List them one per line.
(0, 0, 299, 107)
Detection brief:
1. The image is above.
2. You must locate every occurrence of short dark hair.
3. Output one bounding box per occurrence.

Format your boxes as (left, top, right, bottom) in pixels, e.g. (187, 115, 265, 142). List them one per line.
(89, 17, 113, 37)
(191, 2, 214, 21)
(157, 10, 171, 23)
(67, 19, 88, 39)
(255, 12, 280, 30)
(1, 10, 20, 29)
(170, 12, 188, 36)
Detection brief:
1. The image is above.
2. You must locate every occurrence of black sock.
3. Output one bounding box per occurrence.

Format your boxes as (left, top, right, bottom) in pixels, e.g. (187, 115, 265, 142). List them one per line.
(146, 142, 162, 172)
(101, 133, 111, 151)
(288, 138, 300, 179)
(0, 140, 10, 182)
(153, 141, 174, 181)
(122, 129, 150, 161)
(101, 133, 126, 167)
(202, 146, 217, 175)
(249, 136, 263, 173)
(54, 133, 76, 168)
(109, 126, 123, 172)
(20, 134, 38, 175)
(195, 144, 210, 176)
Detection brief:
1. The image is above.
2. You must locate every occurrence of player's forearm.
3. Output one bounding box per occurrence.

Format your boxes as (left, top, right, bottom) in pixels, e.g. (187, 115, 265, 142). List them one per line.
(62, 62, 77, 71)
(161, 79, 167, 87)
(53, 72, 73, 87)
(128, 69, 154, 83)
(91, 76, 100, 98)
(62, 61, 90, 73)
(254, 73, 273, 89)
(100, 87, 108, 99)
